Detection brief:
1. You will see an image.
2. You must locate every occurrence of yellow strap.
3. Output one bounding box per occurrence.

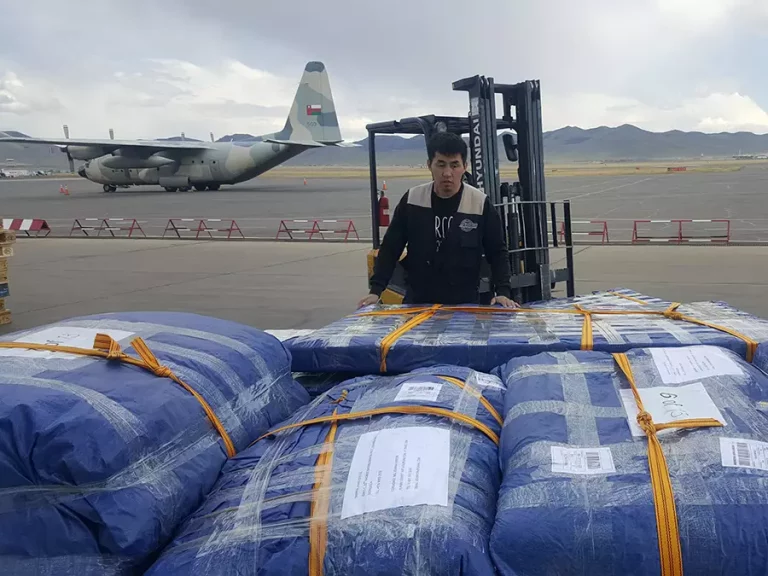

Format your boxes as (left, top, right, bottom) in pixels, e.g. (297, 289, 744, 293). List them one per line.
(612, 353, 723, 576)
(361, 303, 759, 370)
(663, 304, 759, 363)
(254, 404, 500, 446)
(308, 408, 337, 576)
(0, 334, 237, 458)
(379, 305, 440, 372)
(608, 291, 651, 305)
(575, 304, 594, 351)
(437, 375, 504, 427)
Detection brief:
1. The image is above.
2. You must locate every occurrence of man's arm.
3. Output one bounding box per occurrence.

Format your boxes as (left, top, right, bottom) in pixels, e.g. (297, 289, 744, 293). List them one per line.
(368, 192, 409, 297)
(481, 197, 513, 299)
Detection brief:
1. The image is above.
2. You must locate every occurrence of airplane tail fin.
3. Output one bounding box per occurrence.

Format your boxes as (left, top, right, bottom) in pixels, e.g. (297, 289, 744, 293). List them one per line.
(272, 61, 342, 145)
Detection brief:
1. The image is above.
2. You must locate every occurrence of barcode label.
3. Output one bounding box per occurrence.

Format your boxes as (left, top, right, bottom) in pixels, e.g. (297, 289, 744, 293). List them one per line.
(720, 437, 768, 471)
(586, 452, 601, 470)
(551, 446, 616, 475)
(394, 381, 443, 403)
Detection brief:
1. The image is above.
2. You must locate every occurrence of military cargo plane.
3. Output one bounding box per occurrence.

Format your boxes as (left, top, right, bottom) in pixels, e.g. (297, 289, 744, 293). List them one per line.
(0, 61, 342, 192)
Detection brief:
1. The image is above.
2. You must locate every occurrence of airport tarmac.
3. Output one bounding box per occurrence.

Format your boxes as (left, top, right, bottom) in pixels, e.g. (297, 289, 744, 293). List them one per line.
(2, 164, 768, 242)
(2, 239, 767, 334)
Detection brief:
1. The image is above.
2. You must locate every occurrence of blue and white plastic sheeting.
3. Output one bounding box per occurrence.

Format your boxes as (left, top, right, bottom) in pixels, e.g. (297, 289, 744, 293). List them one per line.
(285, 296, 768, 375)
(491, 346, 768, 575)
(146, 365, 505, 576)
(0, 312, 310, 575)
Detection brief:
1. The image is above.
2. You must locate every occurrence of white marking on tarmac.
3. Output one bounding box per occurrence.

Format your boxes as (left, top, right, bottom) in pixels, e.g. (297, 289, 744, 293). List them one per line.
(566, 177, 657, 200)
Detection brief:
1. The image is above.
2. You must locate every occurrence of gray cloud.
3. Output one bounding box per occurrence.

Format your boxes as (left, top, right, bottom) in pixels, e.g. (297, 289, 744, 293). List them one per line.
(0, 0, 767, 138)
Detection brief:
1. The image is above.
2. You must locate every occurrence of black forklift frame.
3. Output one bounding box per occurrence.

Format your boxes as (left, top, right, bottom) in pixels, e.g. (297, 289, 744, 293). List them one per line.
(366, 76, 575, 303)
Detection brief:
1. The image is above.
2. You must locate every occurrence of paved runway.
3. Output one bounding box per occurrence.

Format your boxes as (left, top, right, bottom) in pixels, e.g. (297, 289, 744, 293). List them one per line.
(2, 165, 768, 241)
(3, 239, 768, 334)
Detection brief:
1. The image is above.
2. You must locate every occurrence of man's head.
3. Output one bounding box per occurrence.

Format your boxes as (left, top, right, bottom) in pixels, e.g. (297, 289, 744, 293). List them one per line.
(427, 132, 467, 196)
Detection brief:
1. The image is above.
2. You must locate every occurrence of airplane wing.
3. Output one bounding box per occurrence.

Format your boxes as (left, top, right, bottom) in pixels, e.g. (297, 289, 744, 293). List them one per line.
(0, 136, 219, 152)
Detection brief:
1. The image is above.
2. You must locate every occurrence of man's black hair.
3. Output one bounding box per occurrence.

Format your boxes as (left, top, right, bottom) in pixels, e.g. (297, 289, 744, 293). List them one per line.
(427, 131, 467, 165)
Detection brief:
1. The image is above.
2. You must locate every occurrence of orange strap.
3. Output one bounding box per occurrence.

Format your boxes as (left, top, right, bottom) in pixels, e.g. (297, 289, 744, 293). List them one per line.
(308, 408, 338, 576)
(607, 291, 651, 305)
(358, 302, 759, 371)
(436, 375, 503, 427)
(255, 404, 499, 446)
(0, 334, 237, 458)
(612, 353, 723, 576)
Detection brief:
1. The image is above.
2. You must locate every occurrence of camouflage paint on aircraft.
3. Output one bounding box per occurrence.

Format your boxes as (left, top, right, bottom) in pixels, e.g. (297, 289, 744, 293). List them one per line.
(0, 62, 342, 192)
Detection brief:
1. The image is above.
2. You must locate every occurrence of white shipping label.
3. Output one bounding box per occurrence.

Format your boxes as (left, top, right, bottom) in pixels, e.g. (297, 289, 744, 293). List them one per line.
(340, 427, 450, 520)
(394, 381, 443, 403)
(720, 437, 768, 472)
(472, 372, 504, 390)
(619, 382, 726, 437)
(650, 346, 743, 384)
(551, 446, 616, 475)
(0, 327, 135, 360)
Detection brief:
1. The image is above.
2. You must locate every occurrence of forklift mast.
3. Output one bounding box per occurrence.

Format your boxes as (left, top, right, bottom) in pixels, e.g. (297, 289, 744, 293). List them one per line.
(366, 75, 575, 304)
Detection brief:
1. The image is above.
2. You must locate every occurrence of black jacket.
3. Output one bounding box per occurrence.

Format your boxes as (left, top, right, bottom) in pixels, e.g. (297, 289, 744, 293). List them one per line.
(370, 181, 512, 304)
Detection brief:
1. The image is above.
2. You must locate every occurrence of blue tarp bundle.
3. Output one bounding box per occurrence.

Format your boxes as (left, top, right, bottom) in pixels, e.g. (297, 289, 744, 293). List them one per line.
(285, 289, 768, 375)
(0, 312, 310, 575)
(146, 365, 505, 576)
(490, 346, 768, 575)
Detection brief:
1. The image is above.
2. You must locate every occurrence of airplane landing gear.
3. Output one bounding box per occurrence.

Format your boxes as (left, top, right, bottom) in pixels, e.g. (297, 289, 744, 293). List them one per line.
(194, 185, 206, 191)
(103, 184, 117, 193)
(207, 184, 220, 191)
(164, 186, 178, 192)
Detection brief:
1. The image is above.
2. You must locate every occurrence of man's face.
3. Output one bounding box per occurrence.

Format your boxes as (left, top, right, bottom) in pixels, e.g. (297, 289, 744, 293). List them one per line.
(429, 152, 466, 196)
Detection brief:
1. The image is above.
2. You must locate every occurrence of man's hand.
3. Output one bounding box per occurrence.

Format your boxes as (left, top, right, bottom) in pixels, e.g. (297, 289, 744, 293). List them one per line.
(491, 295, 519, 308)
(357, 294, 380, 309)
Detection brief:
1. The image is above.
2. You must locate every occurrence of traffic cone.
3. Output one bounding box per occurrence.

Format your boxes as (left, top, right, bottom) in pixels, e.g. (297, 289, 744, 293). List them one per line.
(383, 180, 387, 191)
(64, 185, 69, 196)
(59, 184, 65, 194)
(303, 178, 307, 186)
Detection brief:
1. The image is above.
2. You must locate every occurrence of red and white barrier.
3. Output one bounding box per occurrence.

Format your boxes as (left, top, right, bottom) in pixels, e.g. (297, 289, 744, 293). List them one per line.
(276, 219, 322, 240)
(195, 219, 244, 239)
(163, 218, 244, 239)
(313, 219, 360, 241)
(559, 220, 609, 244)
(70, 218, 145, 238)
(632, 219, 731, 244)
(2, 218, 51, 237)
(276, 219, 359, 241)
(98, 218, 147, 238)
(679, 219, 731, 244)
(162, 218, 199, 239)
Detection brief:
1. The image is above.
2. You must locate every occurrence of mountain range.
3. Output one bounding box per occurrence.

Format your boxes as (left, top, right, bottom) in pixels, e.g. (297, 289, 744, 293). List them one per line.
(3, 124, 768, 170)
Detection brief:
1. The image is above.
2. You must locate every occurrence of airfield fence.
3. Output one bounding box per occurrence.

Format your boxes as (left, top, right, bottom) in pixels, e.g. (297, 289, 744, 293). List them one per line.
(5, 216, 768, 244)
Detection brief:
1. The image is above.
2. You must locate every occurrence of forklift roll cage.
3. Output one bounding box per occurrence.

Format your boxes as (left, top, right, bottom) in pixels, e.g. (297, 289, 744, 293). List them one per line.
(366, 75, 575, 304)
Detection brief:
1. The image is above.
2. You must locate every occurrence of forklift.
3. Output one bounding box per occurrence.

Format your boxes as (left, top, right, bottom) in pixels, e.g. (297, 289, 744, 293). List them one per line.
(365, 74, 576, 306)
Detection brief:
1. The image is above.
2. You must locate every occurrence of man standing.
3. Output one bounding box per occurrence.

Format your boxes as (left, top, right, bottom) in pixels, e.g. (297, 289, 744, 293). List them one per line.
(358, 131, 518, 308)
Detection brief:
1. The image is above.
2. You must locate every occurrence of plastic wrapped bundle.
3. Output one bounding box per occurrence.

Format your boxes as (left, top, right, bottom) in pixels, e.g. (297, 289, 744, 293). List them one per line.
(490, 345, 768, 576)
(285, 297, 768, 375)
(0, 312, 310, 575)
(145, 365, 505, 576)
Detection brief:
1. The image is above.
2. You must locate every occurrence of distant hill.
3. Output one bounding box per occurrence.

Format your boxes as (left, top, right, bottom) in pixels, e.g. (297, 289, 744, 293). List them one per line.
(4, 124, 768, 170)
(216, 133, 263, 142)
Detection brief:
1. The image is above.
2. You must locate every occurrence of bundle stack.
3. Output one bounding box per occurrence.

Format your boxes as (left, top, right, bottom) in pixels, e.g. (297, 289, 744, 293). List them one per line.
(0, 311, 310, 575)
(490, 345, 768, 575)
(145, 365, 505, 576)
(284, 289, 768, 376)
(0, 223, 15, 325)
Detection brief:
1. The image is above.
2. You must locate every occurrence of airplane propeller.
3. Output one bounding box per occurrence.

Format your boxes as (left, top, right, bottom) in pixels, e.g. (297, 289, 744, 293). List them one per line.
(62, 124, 75, 174)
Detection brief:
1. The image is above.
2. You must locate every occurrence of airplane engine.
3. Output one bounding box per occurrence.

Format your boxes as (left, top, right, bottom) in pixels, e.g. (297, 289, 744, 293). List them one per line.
(66, 145, 108, 160)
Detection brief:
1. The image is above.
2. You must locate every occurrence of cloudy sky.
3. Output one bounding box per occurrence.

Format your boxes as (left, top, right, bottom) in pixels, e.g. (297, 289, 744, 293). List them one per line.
(1, 0, 767, 141)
